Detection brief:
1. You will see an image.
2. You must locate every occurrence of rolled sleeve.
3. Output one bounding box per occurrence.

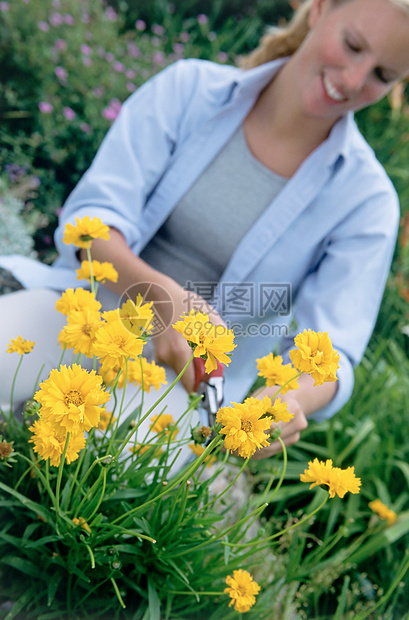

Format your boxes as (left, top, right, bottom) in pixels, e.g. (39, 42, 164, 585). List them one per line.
(280, 188, 399, 420)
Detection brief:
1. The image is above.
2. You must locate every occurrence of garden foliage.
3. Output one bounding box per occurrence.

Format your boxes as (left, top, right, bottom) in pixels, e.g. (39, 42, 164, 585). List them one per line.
(1, 0, 409, 618)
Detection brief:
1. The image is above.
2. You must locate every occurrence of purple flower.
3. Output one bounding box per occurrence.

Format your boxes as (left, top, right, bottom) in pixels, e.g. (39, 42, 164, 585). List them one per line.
(197, 14, 208, 25)
(152, 24, 165, 36)
(93, 86, 105, 98)
(113, 61, 125, 73)
(135, 19, 146, 31)
(173, 43, 184, 55)
(38, 101, 53, 113)
(105, 52, 114, 63)
(55, 66, 67, 80)
(85, 30, 92, 40)
(82, 57, 92, 67)
(63, 106, 76, 120)
(218, 51, 228, 63)
(126, 82, 136, 93)
(80, 44, 92, 55)
(38, 21, 50, 32)
(125, 68, 136, 79)
(64, 13, 74, 25)
(105, 6, 117, 21)
(0, 2, 10, 12)
(127, 42, 141, 58)
(153, 51, 166, 66)
(180, 32, 190, 43)
(102, 98, 122, 121)
(52, 0, 61, 7)
(50, 12, 63, 26)
(80, 122, 92, 134)
(82, 14, 91, 24)
(54, 38, 67, 51)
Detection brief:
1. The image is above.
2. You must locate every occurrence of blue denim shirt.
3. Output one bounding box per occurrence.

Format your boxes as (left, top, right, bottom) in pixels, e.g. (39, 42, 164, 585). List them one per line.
(2, 58, 399, 420)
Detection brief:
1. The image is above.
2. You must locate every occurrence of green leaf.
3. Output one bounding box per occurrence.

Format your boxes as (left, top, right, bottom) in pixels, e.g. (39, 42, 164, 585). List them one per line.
(1, 555, 43, 578)
(148, 578, 161, 620)
(0, 481, 51, 522)
(47, 571, 63, 607)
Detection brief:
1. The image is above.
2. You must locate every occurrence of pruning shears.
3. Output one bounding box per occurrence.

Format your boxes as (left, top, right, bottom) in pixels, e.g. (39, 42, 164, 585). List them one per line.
(193, 357, 225, 430)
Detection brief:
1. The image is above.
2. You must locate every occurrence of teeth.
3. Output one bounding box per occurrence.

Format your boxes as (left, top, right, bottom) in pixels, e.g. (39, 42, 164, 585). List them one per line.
(323, 74, 346, 102)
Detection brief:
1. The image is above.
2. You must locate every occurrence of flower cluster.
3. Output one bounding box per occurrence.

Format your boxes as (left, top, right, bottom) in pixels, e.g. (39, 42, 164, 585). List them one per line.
(30, 364, 110, 466)
(173, 309, 236, 373)
(300, 458, 361, 499)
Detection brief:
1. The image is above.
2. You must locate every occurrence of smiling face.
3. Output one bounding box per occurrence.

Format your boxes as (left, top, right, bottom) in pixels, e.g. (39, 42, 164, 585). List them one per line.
(293, 0, 409, 122)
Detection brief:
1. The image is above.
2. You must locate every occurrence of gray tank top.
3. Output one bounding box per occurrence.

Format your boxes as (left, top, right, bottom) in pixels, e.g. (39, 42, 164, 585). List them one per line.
(140, 125, 287, 289)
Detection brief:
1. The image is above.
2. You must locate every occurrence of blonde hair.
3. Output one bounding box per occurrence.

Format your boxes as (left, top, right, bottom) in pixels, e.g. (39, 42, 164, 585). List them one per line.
(241, 0, 409, 70)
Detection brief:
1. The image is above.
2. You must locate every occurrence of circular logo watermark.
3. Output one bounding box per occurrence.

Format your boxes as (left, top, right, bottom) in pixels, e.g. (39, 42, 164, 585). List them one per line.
(118, 282, 174, 337)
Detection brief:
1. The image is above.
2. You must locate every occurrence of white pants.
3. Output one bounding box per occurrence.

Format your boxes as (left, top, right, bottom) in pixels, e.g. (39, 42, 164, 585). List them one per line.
(0, 288, 196, 471)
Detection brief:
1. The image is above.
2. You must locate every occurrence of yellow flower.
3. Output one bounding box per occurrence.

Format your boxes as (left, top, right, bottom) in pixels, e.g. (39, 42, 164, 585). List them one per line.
(72, 517, 92, 535)
(369, 499, 397, 525)
(173, 310, 236, 373)
(62, 216, 110, 248)
(188, 443, 216, 468)
(150, 413, 179, 438)
(216, 398, 273, 459)
(55, 288, 101, 316)
(34, 364, 110, 434)
(266, 397, 294, 423)
(93, 319, 145, 367)
(6, 336, 35, 355)
(127, 358, 167, 392)
(98, 361, 128, 389)
(118, 294, 154, 336)
(224, 569, 260, 613)
(256, 353, 299, 393)
(289, 330, 340, 386)
(76, 260, 118, 284)
(58, 308, 101, 357)
(97, 409, 117, 431)
(300, 458, 361, 499)
(29, 419, 86, 467)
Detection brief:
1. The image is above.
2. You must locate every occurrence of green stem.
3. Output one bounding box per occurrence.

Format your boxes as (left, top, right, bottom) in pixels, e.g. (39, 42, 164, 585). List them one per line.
(55, 433, 70, 515)
(269, 371, 303, 400)
(223, 491, 329, 549)
(86, 243, 97, 296)
(83, 469, 107, 522)
(168, 503, 268, 560)
(111, 577, 126, 608)
(84, 542, 95, 569)
(64, 429, 95, 511)
(15, 452, 56, 508)
(112, 433, 223, 525)
(32, 363, 45, 394)
(10, 355, 23, 415)
(114, 353, 194, 460)
(71, 453, 113, 508)
(260, 436, 287, 504)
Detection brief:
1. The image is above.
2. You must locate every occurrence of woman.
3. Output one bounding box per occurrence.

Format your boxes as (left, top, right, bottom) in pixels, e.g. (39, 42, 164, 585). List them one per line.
(1, 0, 409, 457)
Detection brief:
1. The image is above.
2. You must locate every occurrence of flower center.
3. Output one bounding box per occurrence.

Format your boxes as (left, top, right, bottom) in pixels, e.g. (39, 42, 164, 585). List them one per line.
(198, 330, 206, 345)
(241, 420, 253, 433)
(64, 389, 84, 408)
(82, 323, 93, 336)
(312, 350, 323, 364)
(114, 335, 127, 348)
